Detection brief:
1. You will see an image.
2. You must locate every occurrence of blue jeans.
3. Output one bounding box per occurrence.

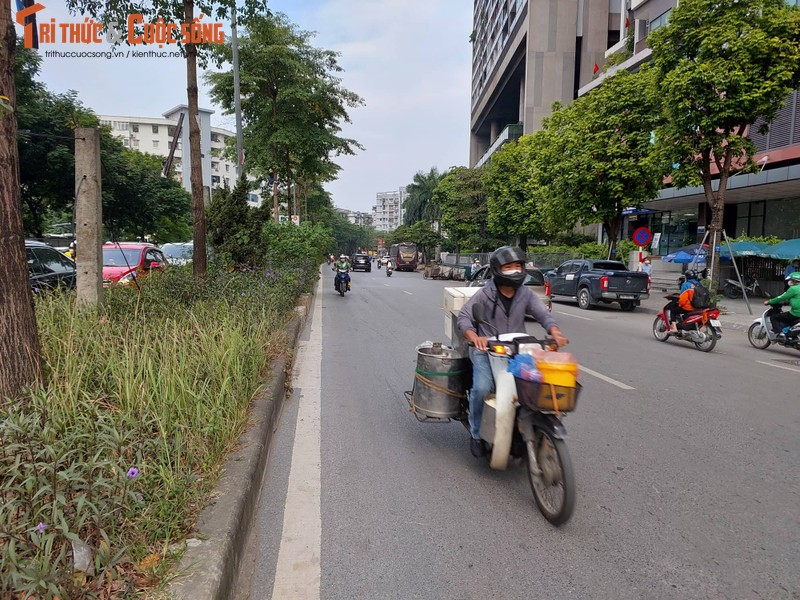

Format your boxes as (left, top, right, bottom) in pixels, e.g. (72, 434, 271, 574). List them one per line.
(468, 347, 494, 439)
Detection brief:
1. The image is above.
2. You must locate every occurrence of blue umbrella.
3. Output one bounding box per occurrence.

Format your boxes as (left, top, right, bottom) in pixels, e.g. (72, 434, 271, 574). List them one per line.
(662, 249, 707, 264)
(720, 241, 768, 258)
(762, 238, 800, 260)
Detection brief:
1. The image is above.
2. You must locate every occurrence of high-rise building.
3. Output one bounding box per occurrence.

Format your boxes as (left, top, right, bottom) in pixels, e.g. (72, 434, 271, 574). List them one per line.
(100, 106, 263, 208)
(470, 0, 618, 168)
(372, 188, 407, 232)
(335, 207, 373, 226)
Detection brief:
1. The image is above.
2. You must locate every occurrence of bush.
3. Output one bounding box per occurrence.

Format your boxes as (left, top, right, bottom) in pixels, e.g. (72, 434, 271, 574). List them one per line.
(1, 264, 313, 598)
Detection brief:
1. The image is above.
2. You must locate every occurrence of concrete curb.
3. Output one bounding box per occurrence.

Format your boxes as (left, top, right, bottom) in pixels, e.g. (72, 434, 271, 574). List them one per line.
(168, 292, 313, 600)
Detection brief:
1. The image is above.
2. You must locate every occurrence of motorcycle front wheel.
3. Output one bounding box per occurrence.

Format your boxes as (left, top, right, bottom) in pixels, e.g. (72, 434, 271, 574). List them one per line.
(723, 283, 743, 299)
(526, 432, 575, 526)
(694, 327, 718, 352)
(747, 322, 771, 349)
(652, 316, 670, 342)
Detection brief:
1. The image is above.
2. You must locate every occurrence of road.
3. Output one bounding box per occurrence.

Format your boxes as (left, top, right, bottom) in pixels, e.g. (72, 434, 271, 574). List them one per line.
(236, 267, 799, 600)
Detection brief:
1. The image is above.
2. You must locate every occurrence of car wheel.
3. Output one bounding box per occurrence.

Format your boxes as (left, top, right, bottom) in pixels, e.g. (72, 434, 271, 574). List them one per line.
(577, 288, 593, 310)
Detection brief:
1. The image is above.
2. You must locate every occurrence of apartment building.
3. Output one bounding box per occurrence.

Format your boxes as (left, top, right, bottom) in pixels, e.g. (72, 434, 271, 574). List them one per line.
(470, 0, 615, 168)
(335, 207, 373, 227)
(372, 188, 407, 232)
(100, 106, 262, 208)
(578, 0, 800, 254)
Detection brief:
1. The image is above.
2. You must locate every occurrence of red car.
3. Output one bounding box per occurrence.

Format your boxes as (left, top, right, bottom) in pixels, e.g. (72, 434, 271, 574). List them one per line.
(102, 243, 168, 286)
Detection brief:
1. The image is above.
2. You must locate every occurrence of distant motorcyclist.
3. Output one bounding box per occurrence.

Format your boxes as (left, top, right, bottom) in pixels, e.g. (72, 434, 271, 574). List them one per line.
(764, 272, 800, 339)
(457, 246, 568, 458)
(333, 254, 351, 290)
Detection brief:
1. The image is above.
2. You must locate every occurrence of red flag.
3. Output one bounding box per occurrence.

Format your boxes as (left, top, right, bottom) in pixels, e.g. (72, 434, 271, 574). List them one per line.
(625, 17, 630, 28)
(593, 63, 600, 75)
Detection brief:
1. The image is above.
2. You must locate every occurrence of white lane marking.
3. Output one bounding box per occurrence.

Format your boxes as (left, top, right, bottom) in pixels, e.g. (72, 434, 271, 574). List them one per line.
(383, 283, 390, 287)
(756, 360, 800, 374)
(403, 290, 413, 295)
(556, 310, 593, 321)
(271, 279, 322, 599)
(579, 365, 635, 390)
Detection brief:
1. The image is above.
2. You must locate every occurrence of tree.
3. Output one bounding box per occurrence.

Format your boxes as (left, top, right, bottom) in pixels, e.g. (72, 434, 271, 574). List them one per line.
(403, 168, 443, 225)
(207, 12, 364, 223)
(484, 137, 547, 249)
(0, 0, 42, 398)
(649, 0, 800, 279)
(66, 1, 264, 280)
(432, 167, 502, 252)
(532, 68, 664, 256)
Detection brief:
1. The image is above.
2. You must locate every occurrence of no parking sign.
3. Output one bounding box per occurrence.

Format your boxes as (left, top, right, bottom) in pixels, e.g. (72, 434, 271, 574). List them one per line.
(632, 227, 652, 247)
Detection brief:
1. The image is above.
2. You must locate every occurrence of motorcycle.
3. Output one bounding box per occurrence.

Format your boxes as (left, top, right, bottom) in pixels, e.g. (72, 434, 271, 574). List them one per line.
(747, 305, 800, 351)
(333, 268, 350, 297)
(652, 295, 722, 352)
(404, 304, 579, 526)
(722, 274, 766, 299)
(386, 264, 393, 277)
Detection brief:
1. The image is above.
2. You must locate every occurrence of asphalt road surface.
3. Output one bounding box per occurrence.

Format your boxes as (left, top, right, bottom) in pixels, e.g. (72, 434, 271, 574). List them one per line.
(236, 267, 799, 600)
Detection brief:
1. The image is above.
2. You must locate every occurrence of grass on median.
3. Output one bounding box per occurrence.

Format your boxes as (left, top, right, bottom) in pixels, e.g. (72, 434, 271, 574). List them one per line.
(0, 264, 315, 599)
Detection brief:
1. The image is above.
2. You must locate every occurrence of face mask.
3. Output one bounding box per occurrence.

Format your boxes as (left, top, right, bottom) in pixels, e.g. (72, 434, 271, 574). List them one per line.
(501, 268, 522, 275)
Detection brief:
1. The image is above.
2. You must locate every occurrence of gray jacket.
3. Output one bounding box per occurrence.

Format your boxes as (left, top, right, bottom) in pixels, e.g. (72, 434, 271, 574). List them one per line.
(457, 279, 556, 338)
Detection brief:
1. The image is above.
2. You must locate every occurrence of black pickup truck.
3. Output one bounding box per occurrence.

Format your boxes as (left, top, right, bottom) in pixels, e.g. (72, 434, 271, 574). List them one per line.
(544, 259, 650, 311)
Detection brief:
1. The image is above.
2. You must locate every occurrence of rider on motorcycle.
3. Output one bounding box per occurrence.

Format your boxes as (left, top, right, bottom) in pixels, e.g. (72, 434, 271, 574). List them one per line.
(332, 254, 351, 290)
(456, 246, 569, 458)
(670, 275, 701, 333)
(764, 271, 800, 339)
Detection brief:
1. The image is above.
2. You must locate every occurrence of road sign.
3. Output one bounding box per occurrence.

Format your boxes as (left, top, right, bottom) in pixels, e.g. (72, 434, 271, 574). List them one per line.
(632, 226, 652, 247)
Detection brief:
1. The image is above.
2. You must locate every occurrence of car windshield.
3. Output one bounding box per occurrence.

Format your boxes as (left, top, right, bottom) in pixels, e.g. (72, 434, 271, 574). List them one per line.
(161, 244, 192, 259)
(103, 248, 141, 267)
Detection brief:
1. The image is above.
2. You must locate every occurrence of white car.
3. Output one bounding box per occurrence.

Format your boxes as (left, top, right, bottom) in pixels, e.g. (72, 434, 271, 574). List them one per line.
(160, 242, 193, 266)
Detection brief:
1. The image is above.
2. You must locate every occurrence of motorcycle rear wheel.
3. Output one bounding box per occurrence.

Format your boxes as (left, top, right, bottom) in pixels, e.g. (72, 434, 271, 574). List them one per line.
(652, 316, 670, 342)
(694, 328, 717, 352)
(747, 322, 771, 349)
(526, 432, 575, 526)
(723, 283, 743, 299)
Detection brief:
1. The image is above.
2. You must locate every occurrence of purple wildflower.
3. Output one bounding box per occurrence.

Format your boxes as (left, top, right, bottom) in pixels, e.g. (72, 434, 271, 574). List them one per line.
(127, 467, 139, 478)
(241, 291, 246, 297)
(37, 522, 47, 534)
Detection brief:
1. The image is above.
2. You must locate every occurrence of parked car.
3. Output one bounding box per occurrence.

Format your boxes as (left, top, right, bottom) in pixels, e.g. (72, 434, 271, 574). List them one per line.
(352, 253, 372, 272)
(544, 258, 650, 311)
(160, 242, 193, 266)
(26, 240, 76, 292)
(102, 242, 168, 286)
(467, 264, 551, 311)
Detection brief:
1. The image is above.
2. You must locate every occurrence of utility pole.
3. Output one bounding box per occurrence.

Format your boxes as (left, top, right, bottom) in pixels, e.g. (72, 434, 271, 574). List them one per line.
(74, 128, 103, 308)
(231, 2, 244, 181)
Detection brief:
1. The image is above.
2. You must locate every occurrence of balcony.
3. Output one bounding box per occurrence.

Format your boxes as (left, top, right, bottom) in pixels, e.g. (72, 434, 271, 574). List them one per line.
(475, 123, 523, 168)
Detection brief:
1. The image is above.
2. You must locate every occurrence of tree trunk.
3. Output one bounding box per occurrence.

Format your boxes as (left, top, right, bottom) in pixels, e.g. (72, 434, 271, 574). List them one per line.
(0, 5, 42, 399)
(185, 0, 207, 279)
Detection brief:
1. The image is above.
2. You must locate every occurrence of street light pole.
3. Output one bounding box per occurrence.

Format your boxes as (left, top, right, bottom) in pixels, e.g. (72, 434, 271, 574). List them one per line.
(231, 2, 243, 181)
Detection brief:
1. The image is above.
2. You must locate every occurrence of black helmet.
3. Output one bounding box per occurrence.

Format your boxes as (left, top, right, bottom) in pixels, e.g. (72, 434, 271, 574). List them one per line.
(489, 246, 527, 289)
(685, 269, 698, 280)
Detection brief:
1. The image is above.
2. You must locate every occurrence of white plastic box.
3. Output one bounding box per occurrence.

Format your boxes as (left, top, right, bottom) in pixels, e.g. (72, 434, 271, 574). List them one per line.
(442, 287, 481, 352)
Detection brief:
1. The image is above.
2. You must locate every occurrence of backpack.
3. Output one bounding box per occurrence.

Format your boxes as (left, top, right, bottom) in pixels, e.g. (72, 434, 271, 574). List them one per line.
(690, 284, 711, 309)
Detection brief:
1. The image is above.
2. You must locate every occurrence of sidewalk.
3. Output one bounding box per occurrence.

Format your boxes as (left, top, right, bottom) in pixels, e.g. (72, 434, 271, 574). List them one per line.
(637, 293, 762, 332)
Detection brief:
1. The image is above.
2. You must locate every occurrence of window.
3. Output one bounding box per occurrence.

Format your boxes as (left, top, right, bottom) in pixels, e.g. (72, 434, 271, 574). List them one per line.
(32, 248, 75, 273)
(211, 133, 220, 142)
(212, 161, 219, 171)
(132, 123, 139, 133)
(211, 175, 221, 184)
(123, 138, 129, 147)
(174, 159, 181, 168)
(152, 140, 159, 149)
(152, 125, 159, 134)
(650, 9, 671, 32)
(225, 164, 229, 172)
(132, 139, 139, 149)
(114, 121, 128, 131)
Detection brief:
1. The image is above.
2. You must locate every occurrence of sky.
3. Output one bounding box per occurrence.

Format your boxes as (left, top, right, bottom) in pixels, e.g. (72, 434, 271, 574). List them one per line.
(16, 0, 473, 214)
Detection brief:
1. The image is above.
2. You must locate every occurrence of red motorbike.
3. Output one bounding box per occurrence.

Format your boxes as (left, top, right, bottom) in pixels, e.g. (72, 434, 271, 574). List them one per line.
(652, 295, 722, 352)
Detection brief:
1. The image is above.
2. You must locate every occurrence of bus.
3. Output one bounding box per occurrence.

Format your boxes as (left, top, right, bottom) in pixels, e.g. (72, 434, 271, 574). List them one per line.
(389, 242, 419, 272)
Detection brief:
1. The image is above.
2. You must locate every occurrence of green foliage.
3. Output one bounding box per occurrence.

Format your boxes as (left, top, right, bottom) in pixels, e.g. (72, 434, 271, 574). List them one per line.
(403, 168, 443, 225)
(614, 238, 639, 262)
(729, 232, 783, 245)
(206, 11, 364, 202)
(2, 265, 311, 597)
(532, 68, 664, 253)
(207, 178, 260, 264)
(384, 221, 443, 261)
(326, 214, 374, 256)
(551, 231, 596, 246)
(433, 166, 504, 251)
(484, 136, 548, 243)
(649, 0, 800, 194)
